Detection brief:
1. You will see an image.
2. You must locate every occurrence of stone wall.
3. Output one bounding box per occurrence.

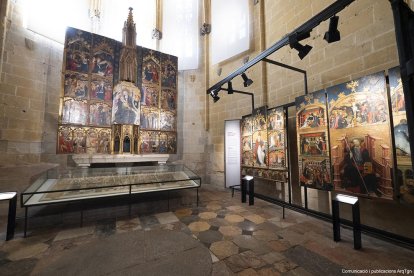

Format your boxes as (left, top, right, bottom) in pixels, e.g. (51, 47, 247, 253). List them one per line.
(206, 0, 400, 187)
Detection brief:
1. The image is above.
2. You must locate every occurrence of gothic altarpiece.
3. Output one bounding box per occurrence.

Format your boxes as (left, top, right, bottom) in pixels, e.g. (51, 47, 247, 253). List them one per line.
(57, 9, 178, 156)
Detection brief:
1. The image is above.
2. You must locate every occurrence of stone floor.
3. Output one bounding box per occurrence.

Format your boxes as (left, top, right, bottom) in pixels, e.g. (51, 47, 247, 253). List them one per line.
(0, 186, 414, 275)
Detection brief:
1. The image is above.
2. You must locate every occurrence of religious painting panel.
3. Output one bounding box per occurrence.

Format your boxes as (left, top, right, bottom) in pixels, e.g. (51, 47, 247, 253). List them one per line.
(111, 82, 140, 125)
(72, 127, 87, 154)
(89, 102, 112, 126)
(160, 110, 176, 131)
(295, 90, 331, 191)
(142, 48, 161, 86)
(64, 27, 91, 74)
(167, 133, 177, 154)
(161, 53, 178, 89)
(140, 106, 159, 130)
(267, 107, 286, 169)
(63, 72, 88, 99)
(57, 126, 74, 154)
(141, 85, 160, 107)
(251, 107, 268, 168)
(97, 128, 111, 154)
(299, 157, 332, 190)
(327, 71, 393, 199)
(161, 89, 177, 111)
(389, 66, 413, 202)
(242, 135, 254, 166)
(140, 131, 159, 153)
(298, 132, 328, 156)
(61, 98, 88, 125)
(241, 115, 253, 137)
(159, 132, 168, 153)
(86, 128, 99, 154)
(90, 76, 113, 102)
(91, 34, 115, 78)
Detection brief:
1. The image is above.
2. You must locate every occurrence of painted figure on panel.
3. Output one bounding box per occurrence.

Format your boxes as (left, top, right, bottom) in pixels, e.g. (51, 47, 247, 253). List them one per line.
(142, 51, 160, 85)
(64, 73, 88, 99)
(65, 28, 91, 74)
(86, 128, 99, 154)
(167, 134, 177, 154)
(241, 116, 252, 136)
(160, 111, 176, 131)
(299, 158, 332, 190)
(140, 131, 159, 153)
(253, 131, 267, 167)
(267, 107, 284, 130)
(295, 90, 327, 129)
(58, 127, 74, 154)
(97, 129, 111, 154)
(111, 82, 141, 125)
(327, 71, 393, 199)
(91, 35, 115, 78)
(269, 131, 284, 151)
(299, 133, 327, 156)
(62, 98, 88, 125)
(161, 59, 177, 89)
(159, 133, 168, 153)
(268, 150, 285, 168)
(142, 86, 159, 107)
(252, 107, 267, 132)
(161, 89, 176, 110)
(73, 128, 87, 154)
(89, 103, 111, 126)
(140, 107, 159, 130)
(91, 77, 113, 102)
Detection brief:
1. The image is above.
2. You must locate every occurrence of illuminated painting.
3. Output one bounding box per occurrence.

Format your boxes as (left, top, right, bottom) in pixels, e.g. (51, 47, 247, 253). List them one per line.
(142, 49, 160, 85)
(267, 107, 286, 169)
(140, 107, 159, 130)
(241, 115, 252, 137)
(161, 89, 177, 110)
(167, 133, 177, 154)
(112, 82, 141, 125)
(327, 71, 393, 199)
(91, 77, 113, 102)
(64, 72, 88, 99)
(252, 130, 267, 167)
(72, 127, 87, 154)
(161, 54, 177, 89)
(389, 66, 413, 202)
(141, 85, 159, 107)
(64, 28, 91, 74)
(91, 35, 115, 78)
(140, 131, 159, 153)
(295, 90, 331, 190)
(159, 133, 168, 153)
(62, 98, 88, 125)
(160, 110, 176, 131)
(58, 126, 74, 154)
(89, 102, 111, 126)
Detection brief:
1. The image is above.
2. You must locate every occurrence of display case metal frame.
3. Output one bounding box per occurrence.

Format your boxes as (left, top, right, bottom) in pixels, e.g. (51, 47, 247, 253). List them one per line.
(21, 164, 201, 237)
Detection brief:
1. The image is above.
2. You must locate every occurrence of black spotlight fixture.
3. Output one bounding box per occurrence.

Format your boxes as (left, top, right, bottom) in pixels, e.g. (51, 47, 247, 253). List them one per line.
(324, 15, 340, 43)
(210, 88, 220, 102)
(227, 81, 234, 94)
(241, 73, 253, 87)
(290, 41, 312, 60)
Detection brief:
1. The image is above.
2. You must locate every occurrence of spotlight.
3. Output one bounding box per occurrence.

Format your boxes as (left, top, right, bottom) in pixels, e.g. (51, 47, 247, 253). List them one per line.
(210, 88, 220, 102)
(241, 73, 253, 87)
(324, 15, 340, 43)
(227, 81, 234, 94)
(290, 42, 312, 60)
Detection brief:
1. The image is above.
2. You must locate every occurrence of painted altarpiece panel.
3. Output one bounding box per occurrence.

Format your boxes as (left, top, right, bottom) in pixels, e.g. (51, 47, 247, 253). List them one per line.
(296, 90, 332, 191)
(241, 115, 254, 167)
(111, 82, 140, 125)
(161, 89, 177, 111)
(63, 72, 89, 99)
(64, 28, 91, 74)
(267, 107, 286, 169)
(252, 106, 268, 168)
(62, 98, 88, 125)
(389, 66, 413, 202)
(327, 71, 393, 199)
(89, 102, 112, 126)
(140, 106, 159, 130)
(160, 110, 176, 131)
(140, 131, 159, 154)
(58, 126, 74, 154)
(161, 54, 178, 90)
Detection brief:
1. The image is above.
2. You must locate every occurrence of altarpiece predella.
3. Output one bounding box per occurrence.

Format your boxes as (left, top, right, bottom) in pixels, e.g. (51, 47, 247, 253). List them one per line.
(58, 9, 177, 155)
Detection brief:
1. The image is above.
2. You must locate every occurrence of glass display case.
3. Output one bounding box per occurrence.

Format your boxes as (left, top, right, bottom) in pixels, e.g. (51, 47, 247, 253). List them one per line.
(21, 164, 201, 236)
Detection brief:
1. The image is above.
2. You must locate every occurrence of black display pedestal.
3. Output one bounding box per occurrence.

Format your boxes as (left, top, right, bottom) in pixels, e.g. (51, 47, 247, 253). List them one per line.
(331, 194, 361, 250)
(241, 176, 254, 205)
